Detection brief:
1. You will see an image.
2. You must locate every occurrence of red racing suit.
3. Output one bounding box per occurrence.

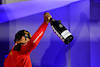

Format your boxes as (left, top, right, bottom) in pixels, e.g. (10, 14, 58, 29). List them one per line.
(4, 22, 48, 67)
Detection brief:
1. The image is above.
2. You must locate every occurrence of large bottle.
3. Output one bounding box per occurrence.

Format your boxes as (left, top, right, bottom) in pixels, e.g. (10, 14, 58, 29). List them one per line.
(50, 18, 73, 44)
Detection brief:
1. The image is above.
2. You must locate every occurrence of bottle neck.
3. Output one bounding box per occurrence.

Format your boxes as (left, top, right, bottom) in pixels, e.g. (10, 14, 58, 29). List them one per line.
(50, 18, 55, 21)
(50, 18, 61, 24)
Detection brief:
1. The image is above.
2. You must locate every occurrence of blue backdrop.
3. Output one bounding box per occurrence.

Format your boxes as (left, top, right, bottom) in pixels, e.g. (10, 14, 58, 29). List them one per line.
(0, 0, 100, 67)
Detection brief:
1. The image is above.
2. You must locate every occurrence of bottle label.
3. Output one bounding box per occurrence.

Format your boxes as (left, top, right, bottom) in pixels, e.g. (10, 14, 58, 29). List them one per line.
(59, 24, 63, 28)
(61, 30, 72, 39)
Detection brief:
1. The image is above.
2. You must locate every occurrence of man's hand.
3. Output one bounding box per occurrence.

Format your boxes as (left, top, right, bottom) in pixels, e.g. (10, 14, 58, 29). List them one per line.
(44, 12, 52, 24)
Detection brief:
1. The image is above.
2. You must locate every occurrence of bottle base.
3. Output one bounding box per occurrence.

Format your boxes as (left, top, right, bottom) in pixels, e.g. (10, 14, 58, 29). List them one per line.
(64, 35, 73, 44)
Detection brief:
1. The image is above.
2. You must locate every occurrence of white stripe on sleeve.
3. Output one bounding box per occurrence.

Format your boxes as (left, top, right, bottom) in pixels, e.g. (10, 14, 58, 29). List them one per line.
(33, 31, 43, 43)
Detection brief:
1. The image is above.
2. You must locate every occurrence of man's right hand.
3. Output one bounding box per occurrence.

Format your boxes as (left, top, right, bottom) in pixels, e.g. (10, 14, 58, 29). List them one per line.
(44, 12, 52, 24)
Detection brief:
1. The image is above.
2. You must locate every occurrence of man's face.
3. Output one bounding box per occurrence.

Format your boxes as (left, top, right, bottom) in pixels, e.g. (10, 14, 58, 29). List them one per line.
(21, 36, 30, 43)
(24, 37, 30, 43)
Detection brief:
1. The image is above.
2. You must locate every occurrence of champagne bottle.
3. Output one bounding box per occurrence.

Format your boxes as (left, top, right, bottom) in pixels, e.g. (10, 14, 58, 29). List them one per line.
(50, 18, 73, 44)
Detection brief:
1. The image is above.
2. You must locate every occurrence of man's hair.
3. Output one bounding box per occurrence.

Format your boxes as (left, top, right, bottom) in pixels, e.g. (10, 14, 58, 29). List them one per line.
(14, 30, 31, 43)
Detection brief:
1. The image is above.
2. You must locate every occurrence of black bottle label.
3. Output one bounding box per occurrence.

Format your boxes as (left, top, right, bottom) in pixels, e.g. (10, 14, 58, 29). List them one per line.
(51, 25, 64, 41)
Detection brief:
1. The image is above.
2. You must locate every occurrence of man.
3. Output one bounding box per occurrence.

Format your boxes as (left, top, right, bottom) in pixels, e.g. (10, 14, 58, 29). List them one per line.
(4, 12, 52, 67)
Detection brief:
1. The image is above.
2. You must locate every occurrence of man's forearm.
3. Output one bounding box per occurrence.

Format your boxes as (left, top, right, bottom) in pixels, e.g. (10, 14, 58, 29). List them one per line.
(19, 22, 48, 55)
